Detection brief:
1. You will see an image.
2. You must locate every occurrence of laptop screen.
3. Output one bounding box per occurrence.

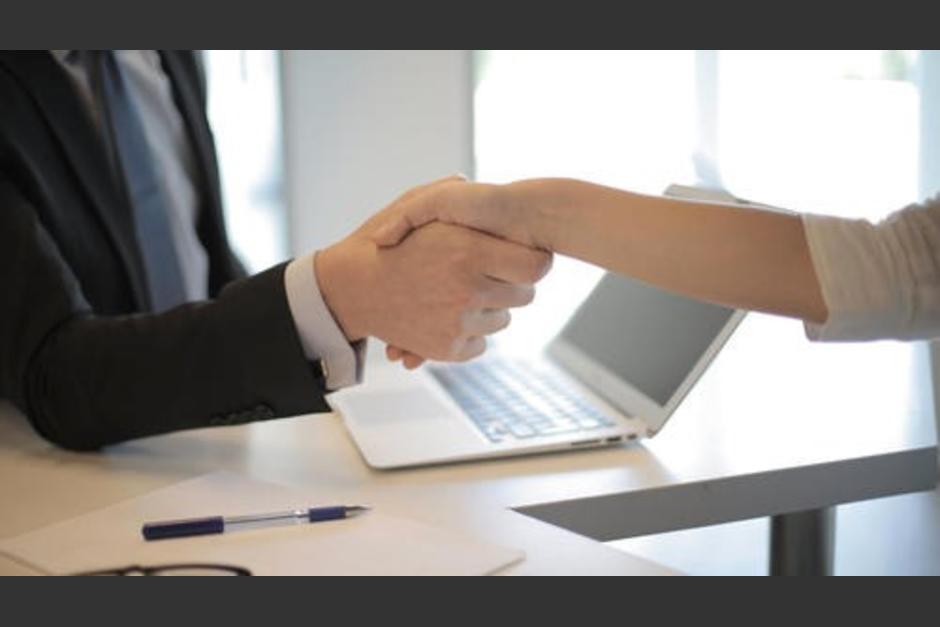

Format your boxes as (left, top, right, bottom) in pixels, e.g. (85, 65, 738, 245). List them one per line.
(557, 272, 736, 407)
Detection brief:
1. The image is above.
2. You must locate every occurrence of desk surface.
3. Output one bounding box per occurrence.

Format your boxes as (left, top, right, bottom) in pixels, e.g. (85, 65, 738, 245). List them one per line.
(0, 314, 936, 575)
(0, 405, 670, 576)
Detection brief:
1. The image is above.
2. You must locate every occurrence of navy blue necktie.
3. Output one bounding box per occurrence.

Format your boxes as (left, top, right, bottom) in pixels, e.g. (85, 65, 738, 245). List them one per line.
(91, 50, 187, 312)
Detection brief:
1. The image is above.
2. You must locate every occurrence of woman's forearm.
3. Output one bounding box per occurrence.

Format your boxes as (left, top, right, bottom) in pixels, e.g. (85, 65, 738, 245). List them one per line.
(505, 178, 828, 324)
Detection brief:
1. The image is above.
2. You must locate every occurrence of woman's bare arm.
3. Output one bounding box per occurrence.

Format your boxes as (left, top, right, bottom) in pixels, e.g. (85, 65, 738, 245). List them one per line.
(503, 178, 828, 324)
(376, 177, 828, 325)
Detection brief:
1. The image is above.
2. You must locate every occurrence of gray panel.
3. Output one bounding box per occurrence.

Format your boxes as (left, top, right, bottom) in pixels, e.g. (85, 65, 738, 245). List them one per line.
(515, 448, 939, 541)
(560, 273, 735, 406)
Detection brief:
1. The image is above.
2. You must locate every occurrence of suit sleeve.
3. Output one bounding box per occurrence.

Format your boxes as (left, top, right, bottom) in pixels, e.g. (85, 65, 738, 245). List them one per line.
(0, 177, 331, 451)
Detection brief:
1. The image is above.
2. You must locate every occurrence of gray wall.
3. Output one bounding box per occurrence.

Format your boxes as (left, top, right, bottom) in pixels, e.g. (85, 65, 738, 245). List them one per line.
(919, 51, 940, 468)
(280, 50, 474, 255)
(921, 52, 940, 200)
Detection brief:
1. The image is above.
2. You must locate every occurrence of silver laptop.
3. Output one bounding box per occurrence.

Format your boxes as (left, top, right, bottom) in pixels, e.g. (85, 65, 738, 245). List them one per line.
(330, 197, 746, 469)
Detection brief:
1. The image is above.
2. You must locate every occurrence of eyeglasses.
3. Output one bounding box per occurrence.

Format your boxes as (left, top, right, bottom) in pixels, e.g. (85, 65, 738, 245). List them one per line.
(73, 563, 252, 576)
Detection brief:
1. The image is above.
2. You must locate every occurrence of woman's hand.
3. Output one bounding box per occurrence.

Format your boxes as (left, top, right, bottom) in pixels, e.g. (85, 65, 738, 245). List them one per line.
(372, 179, 552, 251)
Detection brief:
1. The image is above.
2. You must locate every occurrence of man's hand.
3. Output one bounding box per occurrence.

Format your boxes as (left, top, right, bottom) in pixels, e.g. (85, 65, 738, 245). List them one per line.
(315, 190, 552, 366)
(367, 177, 556, 368)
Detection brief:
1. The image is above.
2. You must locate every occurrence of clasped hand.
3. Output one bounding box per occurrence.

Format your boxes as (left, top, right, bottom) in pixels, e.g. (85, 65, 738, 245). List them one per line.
(315, 176, 549, 369)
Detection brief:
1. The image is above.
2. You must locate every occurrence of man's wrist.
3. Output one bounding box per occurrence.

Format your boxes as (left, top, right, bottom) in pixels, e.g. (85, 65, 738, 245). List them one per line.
(314, 242, 371, 343)
(284, 254, 365, 390)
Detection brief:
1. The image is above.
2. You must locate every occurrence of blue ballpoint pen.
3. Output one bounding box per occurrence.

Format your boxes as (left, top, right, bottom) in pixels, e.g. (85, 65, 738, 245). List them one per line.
(142, 505, 371, 541)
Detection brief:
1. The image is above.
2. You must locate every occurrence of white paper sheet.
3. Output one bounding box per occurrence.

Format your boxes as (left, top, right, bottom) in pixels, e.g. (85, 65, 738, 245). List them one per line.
(0, 472, 524, 576)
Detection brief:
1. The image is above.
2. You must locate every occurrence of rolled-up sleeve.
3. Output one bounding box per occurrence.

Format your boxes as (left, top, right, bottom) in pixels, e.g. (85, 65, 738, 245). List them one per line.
(803, 196, 940, 342)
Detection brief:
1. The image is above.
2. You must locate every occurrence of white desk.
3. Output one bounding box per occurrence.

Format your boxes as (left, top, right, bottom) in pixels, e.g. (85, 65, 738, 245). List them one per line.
(0, 314, 935, 576)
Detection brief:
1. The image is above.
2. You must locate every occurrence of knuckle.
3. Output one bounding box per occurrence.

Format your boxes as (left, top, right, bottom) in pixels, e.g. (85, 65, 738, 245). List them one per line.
(430, 339, 457, 362)
(495, 310, 512, 332)
(508, 284, 535, 308)
(454, 338, 485, 363)
(450, 288, 473, 311)
(538, 251, 554, 277)
(469, 337, 488, 359)
(526, 251, 553, 282)
(443, 317, 465, 343)
(455, 281, 485, 310)
(467, 288, 487, 310)
(450, 339, 471, 362)
(443, 310, 472, 342)
(519, 285, 536, 306)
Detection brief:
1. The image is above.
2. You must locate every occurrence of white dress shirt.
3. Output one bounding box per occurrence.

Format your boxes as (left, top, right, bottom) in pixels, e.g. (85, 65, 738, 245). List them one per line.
(803, 195, 940, 342)
(51, 50, 361, 390)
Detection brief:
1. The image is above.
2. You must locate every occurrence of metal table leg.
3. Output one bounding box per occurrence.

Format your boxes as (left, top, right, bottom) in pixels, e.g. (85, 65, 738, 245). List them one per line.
(769, 507, 835, 576)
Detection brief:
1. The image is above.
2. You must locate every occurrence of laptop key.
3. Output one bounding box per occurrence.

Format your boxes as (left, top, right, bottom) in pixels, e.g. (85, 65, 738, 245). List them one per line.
(481, 424, 509, 442)
(506, 423, 537, 439)
(534, 423, 580, 436)
(574, 418, 603, 429)
(430, 360, 617, 444)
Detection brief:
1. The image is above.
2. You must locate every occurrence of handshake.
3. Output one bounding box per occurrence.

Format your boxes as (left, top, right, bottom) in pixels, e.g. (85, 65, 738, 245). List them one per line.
(316, 175, 550, 370)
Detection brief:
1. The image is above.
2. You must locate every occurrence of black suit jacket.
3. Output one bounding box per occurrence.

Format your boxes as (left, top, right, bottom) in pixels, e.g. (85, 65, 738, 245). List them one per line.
(0, 51, 330, 450)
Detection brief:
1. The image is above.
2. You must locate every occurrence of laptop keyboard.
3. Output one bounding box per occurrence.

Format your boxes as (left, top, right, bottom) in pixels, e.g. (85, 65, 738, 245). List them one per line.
(429, 359, 616, 444)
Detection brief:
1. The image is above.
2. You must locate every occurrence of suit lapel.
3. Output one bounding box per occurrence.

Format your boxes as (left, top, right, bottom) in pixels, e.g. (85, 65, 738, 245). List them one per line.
(0, 52, 150, 308)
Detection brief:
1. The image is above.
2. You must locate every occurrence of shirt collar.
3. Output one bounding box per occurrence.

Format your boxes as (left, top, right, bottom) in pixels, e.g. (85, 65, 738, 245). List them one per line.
(50, 50, 81, 65)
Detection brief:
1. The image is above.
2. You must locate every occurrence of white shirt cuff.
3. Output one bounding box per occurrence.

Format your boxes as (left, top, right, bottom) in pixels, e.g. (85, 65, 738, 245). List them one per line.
(284, 253, 365, 390)
(801, 214, 905, 342)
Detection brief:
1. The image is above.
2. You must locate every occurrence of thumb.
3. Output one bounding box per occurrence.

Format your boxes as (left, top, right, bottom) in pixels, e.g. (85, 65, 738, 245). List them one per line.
(373, 174, 468, 247)
(372, 213, 419, 248)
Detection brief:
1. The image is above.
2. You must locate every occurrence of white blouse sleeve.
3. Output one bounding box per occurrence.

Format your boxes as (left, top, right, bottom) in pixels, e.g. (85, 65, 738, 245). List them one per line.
(802, 195, 940, 342)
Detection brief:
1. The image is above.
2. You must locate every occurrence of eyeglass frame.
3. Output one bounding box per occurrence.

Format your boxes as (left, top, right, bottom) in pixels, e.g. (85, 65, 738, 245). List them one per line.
(73, 563, 252, 576)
